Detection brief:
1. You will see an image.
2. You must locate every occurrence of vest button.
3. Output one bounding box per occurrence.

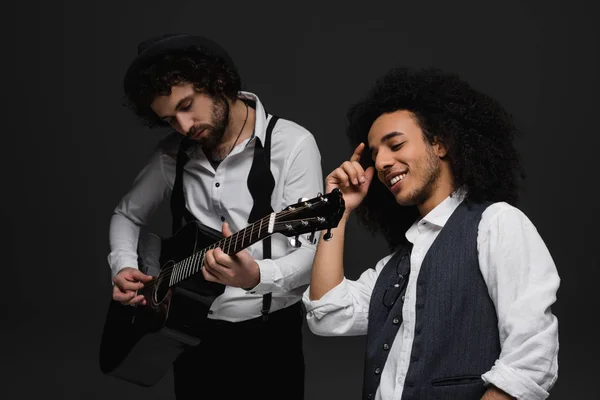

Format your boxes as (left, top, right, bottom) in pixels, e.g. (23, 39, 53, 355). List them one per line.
(392, 318, 400, 324)
(374, 367, 381, 374)
(383, 343, 390, 350)
(215, 182, 220, 187)
(367, 394, 373, 399)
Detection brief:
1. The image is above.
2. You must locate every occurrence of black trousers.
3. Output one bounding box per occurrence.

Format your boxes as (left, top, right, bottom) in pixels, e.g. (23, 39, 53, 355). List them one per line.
(173, 301, 305, 400)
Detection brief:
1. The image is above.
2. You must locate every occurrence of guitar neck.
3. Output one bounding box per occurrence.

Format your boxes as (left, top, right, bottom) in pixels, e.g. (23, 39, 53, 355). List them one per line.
(168, 214, 275, 287)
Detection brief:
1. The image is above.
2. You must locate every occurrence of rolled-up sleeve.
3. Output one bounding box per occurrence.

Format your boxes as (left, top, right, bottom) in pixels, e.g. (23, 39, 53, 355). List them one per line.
(479, 204, 560, 400)
(302, 255, 392, 336)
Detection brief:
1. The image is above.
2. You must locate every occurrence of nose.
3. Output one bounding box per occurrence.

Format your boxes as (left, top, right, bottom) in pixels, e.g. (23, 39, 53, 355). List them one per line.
(374, 148, 394, 172)
(175, 114, 194, 135)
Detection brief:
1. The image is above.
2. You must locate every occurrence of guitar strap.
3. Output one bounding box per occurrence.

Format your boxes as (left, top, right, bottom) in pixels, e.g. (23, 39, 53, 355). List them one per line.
(170, 106, 278, 322)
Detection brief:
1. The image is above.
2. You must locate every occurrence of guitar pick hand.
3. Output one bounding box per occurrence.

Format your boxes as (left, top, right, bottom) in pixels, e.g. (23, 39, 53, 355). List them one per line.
(113, 267, 153, 306)
(202, 222, 261, 290)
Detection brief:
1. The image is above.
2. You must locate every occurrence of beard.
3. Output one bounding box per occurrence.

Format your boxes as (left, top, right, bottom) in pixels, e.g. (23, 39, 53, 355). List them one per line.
(189, 96, 230, 152)
(396, 145, 442, 207)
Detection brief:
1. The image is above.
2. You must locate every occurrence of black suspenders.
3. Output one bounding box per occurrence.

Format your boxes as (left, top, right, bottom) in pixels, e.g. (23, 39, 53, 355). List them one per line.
(171, 114, 279, 321)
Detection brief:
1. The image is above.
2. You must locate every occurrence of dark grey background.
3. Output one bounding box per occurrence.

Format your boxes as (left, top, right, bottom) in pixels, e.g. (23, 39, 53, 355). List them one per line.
(2, 0, 598, 399)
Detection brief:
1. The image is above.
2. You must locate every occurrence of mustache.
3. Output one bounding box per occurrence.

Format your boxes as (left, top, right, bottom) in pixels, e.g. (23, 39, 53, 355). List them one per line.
(187, 124, 212, 138)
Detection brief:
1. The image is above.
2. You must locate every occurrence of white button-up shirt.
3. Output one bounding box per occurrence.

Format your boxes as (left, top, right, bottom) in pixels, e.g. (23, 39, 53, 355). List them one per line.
(108, 92, 324, 322)
(303, 191, 560, 400)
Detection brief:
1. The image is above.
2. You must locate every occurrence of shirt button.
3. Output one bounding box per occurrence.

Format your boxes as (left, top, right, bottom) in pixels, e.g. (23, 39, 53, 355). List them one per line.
(392, 318, 400, 324)
(215, 182, 220, 187)
(383, 343, 390, 350)
(401, 295, 406, 301)
(220, 216, 225, 221)
(374, 368, 381, 375)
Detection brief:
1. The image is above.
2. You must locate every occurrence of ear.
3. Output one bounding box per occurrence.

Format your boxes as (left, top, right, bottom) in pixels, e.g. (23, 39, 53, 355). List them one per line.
(431, 137, 448, 158)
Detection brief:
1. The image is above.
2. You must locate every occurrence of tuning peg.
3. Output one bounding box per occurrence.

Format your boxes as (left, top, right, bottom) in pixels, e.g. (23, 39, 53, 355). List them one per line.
(297, 197, 308, 203)
(307, 230, 317, 245)
(323, 228, 333, 241)
(293, 235, 302, 248)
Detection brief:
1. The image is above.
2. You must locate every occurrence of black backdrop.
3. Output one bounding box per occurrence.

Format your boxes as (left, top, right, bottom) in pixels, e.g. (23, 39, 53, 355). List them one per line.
(2, 1, 598, 399)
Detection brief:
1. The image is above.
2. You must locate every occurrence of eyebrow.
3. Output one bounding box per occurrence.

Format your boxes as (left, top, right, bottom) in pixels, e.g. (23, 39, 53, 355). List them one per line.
(369, 131, 405, 151)
(158, 95, 194, 120)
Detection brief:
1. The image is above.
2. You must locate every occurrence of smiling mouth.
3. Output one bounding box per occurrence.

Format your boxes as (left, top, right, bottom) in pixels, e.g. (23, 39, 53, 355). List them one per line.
(389, 173, 407, 187)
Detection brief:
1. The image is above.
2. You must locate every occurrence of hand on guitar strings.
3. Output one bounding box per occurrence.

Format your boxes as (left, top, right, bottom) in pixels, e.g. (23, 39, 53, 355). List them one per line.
(112, 267, 153, 306)
(202, 222, 261, 290)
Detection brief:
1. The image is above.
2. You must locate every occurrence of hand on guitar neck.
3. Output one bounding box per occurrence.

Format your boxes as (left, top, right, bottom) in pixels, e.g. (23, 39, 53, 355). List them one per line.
(113, 267, 153, 306)
(202, 221, 260, 289)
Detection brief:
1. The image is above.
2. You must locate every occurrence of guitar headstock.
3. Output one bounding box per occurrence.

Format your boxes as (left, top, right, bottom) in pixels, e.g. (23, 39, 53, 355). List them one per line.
(273, 188, 345, 240)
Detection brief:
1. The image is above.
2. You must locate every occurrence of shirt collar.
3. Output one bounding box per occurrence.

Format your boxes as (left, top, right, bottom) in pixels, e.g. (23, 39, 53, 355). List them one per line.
(238, 91, 269, 145)
(405, 187, 467, 241)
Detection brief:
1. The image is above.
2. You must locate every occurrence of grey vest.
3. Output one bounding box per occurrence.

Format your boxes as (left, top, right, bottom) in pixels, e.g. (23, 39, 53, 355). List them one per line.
(363, 201, 500, 400)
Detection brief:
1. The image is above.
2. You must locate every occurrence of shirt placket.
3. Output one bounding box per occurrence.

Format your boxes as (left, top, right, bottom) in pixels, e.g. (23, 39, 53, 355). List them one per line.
(211, 162, 226, 223)
(393, 233, 425, 397)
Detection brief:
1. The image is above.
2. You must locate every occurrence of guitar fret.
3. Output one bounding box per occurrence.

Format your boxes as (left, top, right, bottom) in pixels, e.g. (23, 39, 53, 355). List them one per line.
(258, 218, 262, 239)
(177, 261, 183, 283)
(181, 260, 186, 281)
(192, 251, 199, 274)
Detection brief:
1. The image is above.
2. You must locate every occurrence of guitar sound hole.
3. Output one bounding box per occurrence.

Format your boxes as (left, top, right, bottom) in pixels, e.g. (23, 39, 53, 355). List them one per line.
(152, 265, 172, 306)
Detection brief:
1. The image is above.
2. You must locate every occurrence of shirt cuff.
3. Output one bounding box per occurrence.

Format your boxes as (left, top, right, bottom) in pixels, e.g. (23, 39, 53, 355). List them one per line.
(245, 259, 278, 295)
(482, 360, 549, 400)
(107, 251, 139, 282)
(302, 279, 354, 319)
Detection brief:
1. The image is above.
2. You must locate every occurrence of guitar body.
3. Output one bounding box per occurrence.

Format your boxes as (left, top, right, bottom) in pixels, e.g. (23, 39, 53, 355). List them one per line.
(98, 189, 345, 388)
(99, 221, 225, 387)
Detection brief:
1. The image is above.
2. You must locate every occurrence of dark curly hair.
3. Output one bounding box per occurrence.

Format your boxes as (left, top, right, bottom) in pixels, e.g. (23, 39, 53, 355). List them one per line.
(347, 66, 526, 250)
(123, 46, 242, 128)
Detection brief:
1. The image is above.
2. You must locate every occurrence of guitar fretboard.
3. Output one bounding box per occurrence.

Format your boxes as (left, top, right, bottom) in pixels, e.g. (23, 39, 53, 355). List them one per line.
(168, 213, 275, 287)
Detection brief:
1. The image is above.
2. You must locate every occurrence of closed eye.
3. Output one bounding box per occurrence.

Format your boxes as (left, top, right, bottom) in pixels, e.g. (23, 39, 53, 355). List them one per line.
(391, 142, 406, 151)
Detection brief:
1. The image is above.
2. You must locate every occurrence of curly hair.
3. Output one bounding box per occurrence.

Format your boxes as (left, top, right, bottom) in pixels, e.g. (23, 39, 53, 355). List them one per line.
(347, 66, 526, 250)
(123, 46, 242, 128)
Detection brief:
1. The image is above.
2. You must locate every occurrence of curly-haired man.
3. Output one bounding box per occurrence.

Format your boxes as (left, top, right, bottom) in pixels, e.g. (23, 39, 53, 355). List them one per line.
(107, 33, 323, 399)
(303, 67, 560, 400)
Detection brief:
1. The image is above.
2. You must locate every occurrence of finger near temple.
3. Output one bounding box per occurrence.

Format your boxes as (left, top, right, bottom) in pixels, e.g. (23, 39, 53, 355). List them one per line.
(350, 142, 366, 162)
(332, 167, 351, 186)
(341, 161, 363, 185)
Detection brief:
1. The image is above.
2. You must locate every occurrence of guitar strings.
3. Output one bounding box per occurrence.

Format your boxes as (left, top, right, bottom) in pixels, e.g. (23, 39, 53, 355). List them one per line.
(143, 217, 317, 291)
(141, 202, 325, 291)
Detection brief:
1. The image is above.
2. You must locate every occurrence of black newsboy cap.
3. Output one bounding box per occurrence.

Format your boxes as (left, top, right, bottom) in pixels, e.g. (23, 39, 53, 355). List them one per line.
(123, 33, 236, 94)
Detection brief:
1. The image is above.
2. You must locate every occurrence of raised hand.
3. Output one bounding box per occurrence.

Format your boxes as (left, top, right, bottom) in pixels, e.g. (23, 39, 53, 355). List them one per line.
(325, 142, 375, 216)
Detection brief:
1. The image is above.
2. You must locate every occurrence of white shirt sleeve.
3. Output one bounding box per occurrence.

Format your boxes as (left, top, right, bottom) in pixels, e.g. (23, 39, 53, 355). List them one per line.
(302, 254, 393, 336)
(479, 203, 560, 400)
(251, 134, 325, 294)
(107, 150, 171, 280)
